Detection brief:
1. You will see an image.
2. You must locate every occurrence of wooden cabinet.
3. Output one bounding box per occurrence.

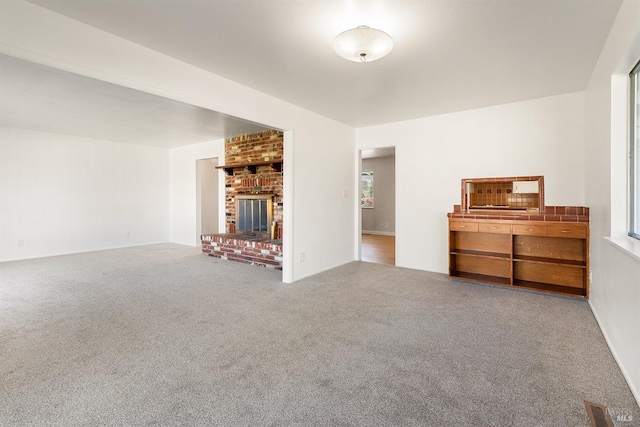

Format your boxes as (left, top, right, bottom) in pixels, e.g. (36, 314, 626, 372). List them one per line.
(449, 218, 589, 297)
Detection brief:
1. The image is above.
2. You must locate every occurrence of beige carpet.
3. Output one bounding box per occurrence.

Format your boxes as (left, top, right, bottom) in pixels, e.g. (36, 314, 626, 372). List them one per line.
(0, 243, 637, 426)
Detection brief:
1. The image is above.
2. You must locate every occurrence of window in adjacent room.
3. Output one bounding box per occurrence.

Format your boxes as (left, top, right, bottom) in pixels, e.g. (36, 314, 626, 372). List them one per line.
(630, 59, 640, 240)
(361, 170, 374, 208)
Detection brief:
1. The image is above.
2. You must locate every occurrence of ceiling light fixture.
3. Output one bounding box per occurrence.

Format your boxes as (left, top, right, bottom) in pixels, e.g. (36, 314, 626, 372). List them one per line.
(333, 25, 394, 63)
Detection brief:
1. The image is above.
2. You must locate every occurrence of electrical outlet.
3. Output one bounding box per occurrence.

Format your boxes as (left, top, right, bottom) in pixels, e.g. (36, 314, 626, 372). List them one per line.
(299, 252, 306, 262)
(17, 239, 24, 247)
(124, 231, 131, 238)
(342, 189, 348, 197)
(385, 222, 389, 228)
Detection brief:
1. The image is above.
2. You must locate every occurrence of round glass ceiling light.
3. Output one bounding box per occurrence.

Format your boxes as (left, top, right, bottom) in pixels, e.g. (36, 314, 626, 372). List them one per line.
(333, 25, 394, 63)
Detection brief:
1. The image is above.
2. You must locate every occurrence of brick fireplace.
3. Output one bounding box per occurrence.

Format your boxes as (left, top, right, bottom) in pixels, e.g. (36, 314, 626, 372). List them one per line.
(201, 130, 284, 270)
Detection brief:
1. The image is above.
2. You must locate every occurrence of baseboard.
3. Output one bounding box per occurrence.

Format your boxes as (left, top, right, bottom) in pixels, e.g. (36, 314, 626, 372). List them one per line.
(588, 300, 640, 407)
(0, 241, 173, 263)
(362, 230, 395, 236)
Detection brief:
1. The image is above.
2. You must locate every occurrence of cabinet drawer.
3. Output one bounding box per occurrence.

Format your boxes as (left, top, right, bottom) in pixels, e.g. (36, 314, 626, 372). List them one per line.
(449, 221, 478, 232)
(512, 224, 547, 236)
(479, 223, 511, 234)
(547, 223, 587, 239)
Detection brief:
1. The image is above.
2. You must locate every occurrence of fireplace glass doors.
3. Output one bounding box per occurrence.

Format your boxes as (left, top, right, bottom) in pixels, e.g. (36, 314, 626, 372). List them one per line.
(235, 195, 273, 237)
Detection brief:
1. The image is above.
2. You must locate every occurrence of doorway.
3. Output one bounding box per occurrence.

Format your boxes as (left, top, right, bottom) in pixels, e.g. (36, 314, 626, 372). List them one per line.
(359, 147, 396, 265)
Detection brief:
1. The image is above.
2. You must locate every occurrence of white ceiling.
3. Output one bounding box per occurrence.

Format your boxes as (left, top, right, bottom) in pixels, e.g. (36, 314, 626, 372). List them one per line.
(0, 1, 623, 147)
(24, 0, 622, 129)
(0, 54, 270, 147)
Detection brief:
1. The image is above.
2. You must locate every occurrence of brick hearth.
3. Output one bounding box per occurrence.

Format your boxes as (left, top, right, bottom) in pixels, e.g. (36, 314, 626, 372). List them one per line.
(202, 234, 283, 270)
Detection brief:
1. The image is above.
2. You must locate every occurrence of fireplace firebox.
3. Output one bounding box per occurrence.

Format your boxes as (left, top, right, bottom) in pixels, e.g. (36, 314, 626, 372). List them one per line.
(235, 194, 273, 237)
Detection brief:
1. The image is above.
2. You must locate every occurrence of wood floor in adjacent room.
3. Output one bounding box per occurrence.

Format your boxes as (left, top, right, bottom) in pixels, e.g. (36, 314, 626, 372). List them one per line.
(361, 233, 395, 265)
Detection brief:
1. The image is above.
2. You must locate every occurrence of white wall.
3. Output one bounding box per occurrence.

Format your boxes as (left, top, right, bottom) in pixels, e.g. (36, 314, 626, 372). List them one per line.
(197, 158, 219, 237)
(0, 126, 169, 261)
(0, 1, 356, 282)
(170, 140, 225, 246)
(357, 91, 586, 273)
(291, 124, 356, 279)
(584, 0, 640, 404)
(361, 156, 395, 235)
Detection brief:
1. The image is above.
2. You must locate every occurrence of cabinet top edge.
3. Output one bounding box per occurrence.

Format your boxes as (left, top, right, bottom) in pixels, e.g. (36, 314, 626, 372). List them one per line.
(448, 217, 589, 226)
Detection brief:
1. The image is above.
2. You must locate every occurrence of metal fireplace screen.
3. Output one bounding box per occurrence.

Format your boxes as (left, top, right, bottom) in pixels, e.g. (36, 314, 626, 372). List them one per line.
(235, 195, 273, 236)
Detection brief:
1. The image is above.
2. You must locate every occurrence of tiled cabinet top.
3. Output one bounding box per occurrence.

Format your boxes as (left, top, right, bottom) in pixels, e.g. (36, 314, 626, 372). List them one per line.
(447, 206, 589, 223)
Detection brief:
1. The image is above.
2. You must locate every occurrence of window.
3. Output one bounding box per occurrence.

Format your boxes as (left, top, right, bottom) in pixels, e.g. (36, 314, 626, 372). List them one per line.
(630, 60, 640, 240)
(361, 170, 374, 208)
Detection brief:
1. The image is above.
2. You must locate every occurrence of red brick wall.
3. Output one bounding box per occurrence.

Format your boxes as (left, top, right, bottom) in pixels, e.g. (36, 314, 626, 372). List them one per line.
(225, 130, 284, 239)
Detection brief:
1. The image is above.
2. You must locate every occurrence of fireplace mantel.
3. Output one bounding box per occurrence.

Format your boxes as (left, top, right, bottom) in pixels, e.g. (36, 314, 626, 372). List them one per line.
(216, 160, 283, 175)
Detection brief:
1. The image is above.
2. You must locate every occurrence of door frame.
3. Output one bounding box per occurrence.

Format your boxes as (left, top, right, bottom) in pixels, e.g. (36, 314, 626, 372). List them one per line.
(356, 146, 396, 264)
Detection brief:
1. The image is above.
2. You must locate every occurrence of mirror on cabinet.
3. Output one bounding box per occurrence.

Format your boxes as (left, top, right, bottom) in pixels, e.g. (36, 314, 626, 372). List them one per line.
(461, 176, 545, 213)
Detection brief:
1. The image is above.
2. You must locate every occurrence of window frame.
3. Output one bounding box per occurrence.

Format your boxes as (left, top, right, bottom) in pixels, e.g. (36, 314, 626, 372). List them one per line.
(361, 170, 374, 209)
(629, 59, 640, 240)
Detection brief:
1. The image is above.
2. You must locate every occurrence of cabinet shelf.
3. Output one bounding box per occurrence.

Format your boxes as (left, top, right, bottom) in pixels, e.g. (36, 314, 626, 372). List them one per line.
(513, 280, 586, 297)
(451, 272, 511, 286)
(513, 255, 586, 267)
(450, 250, 510, 260)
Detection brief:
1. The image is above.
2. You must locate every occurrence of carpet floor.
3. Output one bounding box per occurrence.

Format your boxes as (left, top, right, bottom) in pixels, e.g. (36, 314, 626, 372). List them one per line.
(0, 243, 637, 426)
